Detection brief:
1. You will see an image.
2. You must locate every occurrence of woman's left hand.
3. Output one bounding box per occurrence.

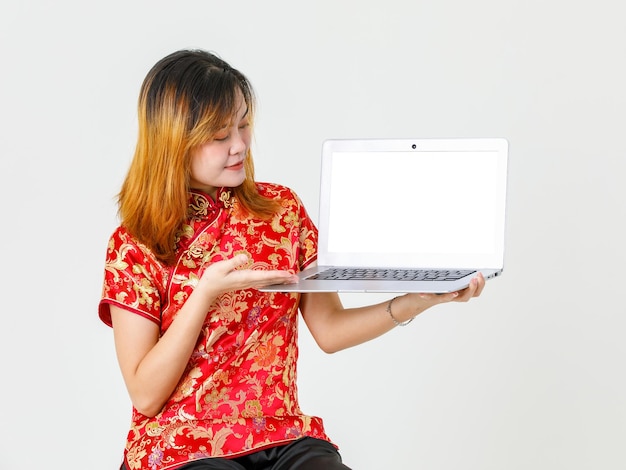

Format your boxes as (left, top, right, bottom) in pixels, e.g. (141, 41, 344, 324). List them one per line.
(417, 271, 486, 304)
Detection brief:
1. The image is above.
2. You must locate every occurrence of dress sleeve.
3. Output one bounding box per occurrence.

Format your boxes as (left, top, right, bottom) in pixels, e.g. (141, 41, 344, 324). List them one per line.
(98, 227, 163, 328)
(295, 194, 319, 271)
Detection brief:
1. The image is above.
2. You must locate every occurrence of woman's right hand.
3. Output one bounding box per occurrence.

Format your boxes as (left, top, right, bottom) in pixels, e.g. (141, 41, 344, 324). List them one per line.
(195, 253, 298, 298)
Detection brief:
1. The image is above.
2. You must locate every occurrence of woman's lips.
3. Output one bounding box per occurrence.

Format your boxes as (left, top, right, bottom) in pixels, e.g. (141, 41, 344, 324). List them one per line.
(226, 161, 244, 171)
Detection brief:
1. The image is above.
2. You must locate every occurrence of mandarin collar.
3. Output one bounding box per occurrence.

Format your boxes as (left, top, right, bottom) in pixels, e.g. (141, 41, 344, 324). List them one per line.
(187, 187, 233, 221)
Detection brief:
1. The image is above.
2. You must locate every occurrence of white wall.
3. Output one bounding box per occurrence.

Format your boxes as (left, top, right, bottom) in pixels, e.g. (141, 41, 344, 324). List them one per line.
(1, 1, 625, 469)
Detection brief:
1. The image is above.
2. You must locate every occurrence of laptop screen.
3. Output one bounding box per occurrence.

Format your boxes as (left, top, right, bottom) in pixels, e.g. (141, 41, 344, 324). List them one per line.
(317, 138, 508, 269)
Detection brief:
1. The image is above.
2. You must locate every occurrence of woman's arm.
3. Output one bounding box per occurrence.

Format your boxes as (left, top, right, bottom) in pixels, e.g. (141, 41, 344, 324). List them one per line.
(299, 273, 485, 354)
(110, 291, 212, 418)
(110, 254, 298, 417)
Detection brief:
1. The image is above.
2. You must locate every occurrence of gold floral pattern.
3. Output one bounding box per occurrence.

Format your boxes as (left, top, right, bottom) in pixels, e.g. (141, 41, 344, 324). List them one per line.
(99, 184, 330, 470)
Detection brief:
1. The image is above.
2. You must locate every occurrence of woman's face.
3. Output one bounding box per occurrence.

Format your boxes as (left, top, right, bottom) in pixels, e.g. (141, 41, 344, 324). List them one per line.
(189, 92, 251, 199)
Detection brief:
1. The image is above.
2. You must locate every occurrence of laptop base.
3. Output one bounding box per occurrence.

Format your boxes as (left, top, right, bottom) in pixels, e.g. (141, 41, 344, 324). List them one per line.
(259, 266, 502, 293)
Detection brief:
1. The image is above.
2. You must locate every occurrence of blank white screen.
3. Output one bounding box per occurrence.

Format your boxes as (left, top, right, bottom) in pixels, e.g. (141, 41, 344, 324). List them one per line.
(327, 151, 499, 255)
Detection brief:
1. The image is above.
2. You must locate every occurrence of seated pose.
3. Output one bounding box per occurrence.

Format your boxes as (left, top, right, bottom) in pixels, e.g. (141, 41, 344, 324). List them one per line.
(98, 49, 485, 470)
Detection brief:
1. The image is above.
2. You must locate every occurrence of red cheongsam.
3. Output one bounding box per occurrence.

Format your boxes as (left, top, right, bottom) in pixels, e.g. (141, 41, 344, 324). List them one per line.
(99, 183, 333, 470)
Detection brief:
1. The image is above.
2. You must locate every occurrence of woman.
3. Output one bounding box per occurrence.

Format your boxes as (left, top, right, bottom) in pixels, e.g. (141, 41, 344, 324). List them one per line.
(98, 49, 485, 470)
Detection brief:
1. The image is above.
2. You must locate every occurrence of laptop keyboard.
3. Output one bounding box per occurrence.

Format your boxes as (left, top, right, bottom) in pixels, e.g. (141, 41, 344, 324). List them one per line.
(307, 268, 476, 281)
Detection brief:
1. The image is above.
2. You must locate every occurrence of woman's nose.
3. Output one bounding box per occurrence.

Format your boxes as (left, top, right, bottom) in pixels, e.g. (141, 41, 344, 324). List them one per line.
(230, 131, 247, 155)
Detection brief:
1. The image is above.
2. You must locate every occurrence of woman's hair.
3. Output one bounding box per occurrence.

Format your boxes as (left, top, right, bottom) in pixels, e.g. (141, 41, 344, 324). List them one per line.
(118, 49, 279, 265)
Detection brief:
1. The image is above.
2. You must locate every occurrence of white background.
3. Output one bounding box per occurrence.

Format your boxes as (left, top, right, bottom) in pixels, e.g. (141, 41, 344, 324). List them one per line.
(1, 1, 625, 469)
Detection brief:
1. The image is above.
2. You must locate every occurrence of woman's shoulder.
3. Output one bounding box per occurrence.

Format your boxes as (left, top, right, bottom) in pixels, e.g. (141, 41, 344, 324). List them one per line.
(107, 224, 136, 245)
(255, 181, 301, 202)
(105, 225, 161, 265)
(254, 182, 315, 227)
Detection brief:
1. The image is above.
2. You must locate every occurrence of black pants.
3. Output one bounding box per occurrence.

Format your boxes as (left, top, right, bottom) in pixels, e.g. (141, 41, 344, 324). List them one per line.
(120, 437, 351, 470)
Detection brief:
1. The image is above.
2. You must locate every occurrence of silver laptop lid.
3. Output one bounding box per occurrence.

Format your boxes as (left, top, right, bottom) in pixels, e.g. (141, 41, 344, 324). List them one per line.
(317, 138, 508, 270)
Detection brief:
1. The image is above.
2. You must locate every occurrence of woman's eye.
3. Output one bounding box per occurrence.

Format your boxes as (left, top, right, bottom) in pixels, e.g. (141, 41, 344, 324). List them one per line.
(239, 121, 249, 130)
(213, 134, 229, 142)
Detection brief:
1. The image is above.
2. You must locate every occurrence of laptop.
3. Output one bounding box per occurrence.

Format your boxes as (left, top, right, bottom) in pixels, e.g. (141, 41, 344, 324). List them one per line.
(261, 137, 508, 293)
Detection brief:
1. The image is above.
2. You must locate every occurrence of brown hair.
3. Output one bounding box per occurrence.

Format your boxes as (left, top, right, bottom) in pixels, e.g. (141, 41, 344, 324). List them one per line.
(117, 49, 279, 265)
